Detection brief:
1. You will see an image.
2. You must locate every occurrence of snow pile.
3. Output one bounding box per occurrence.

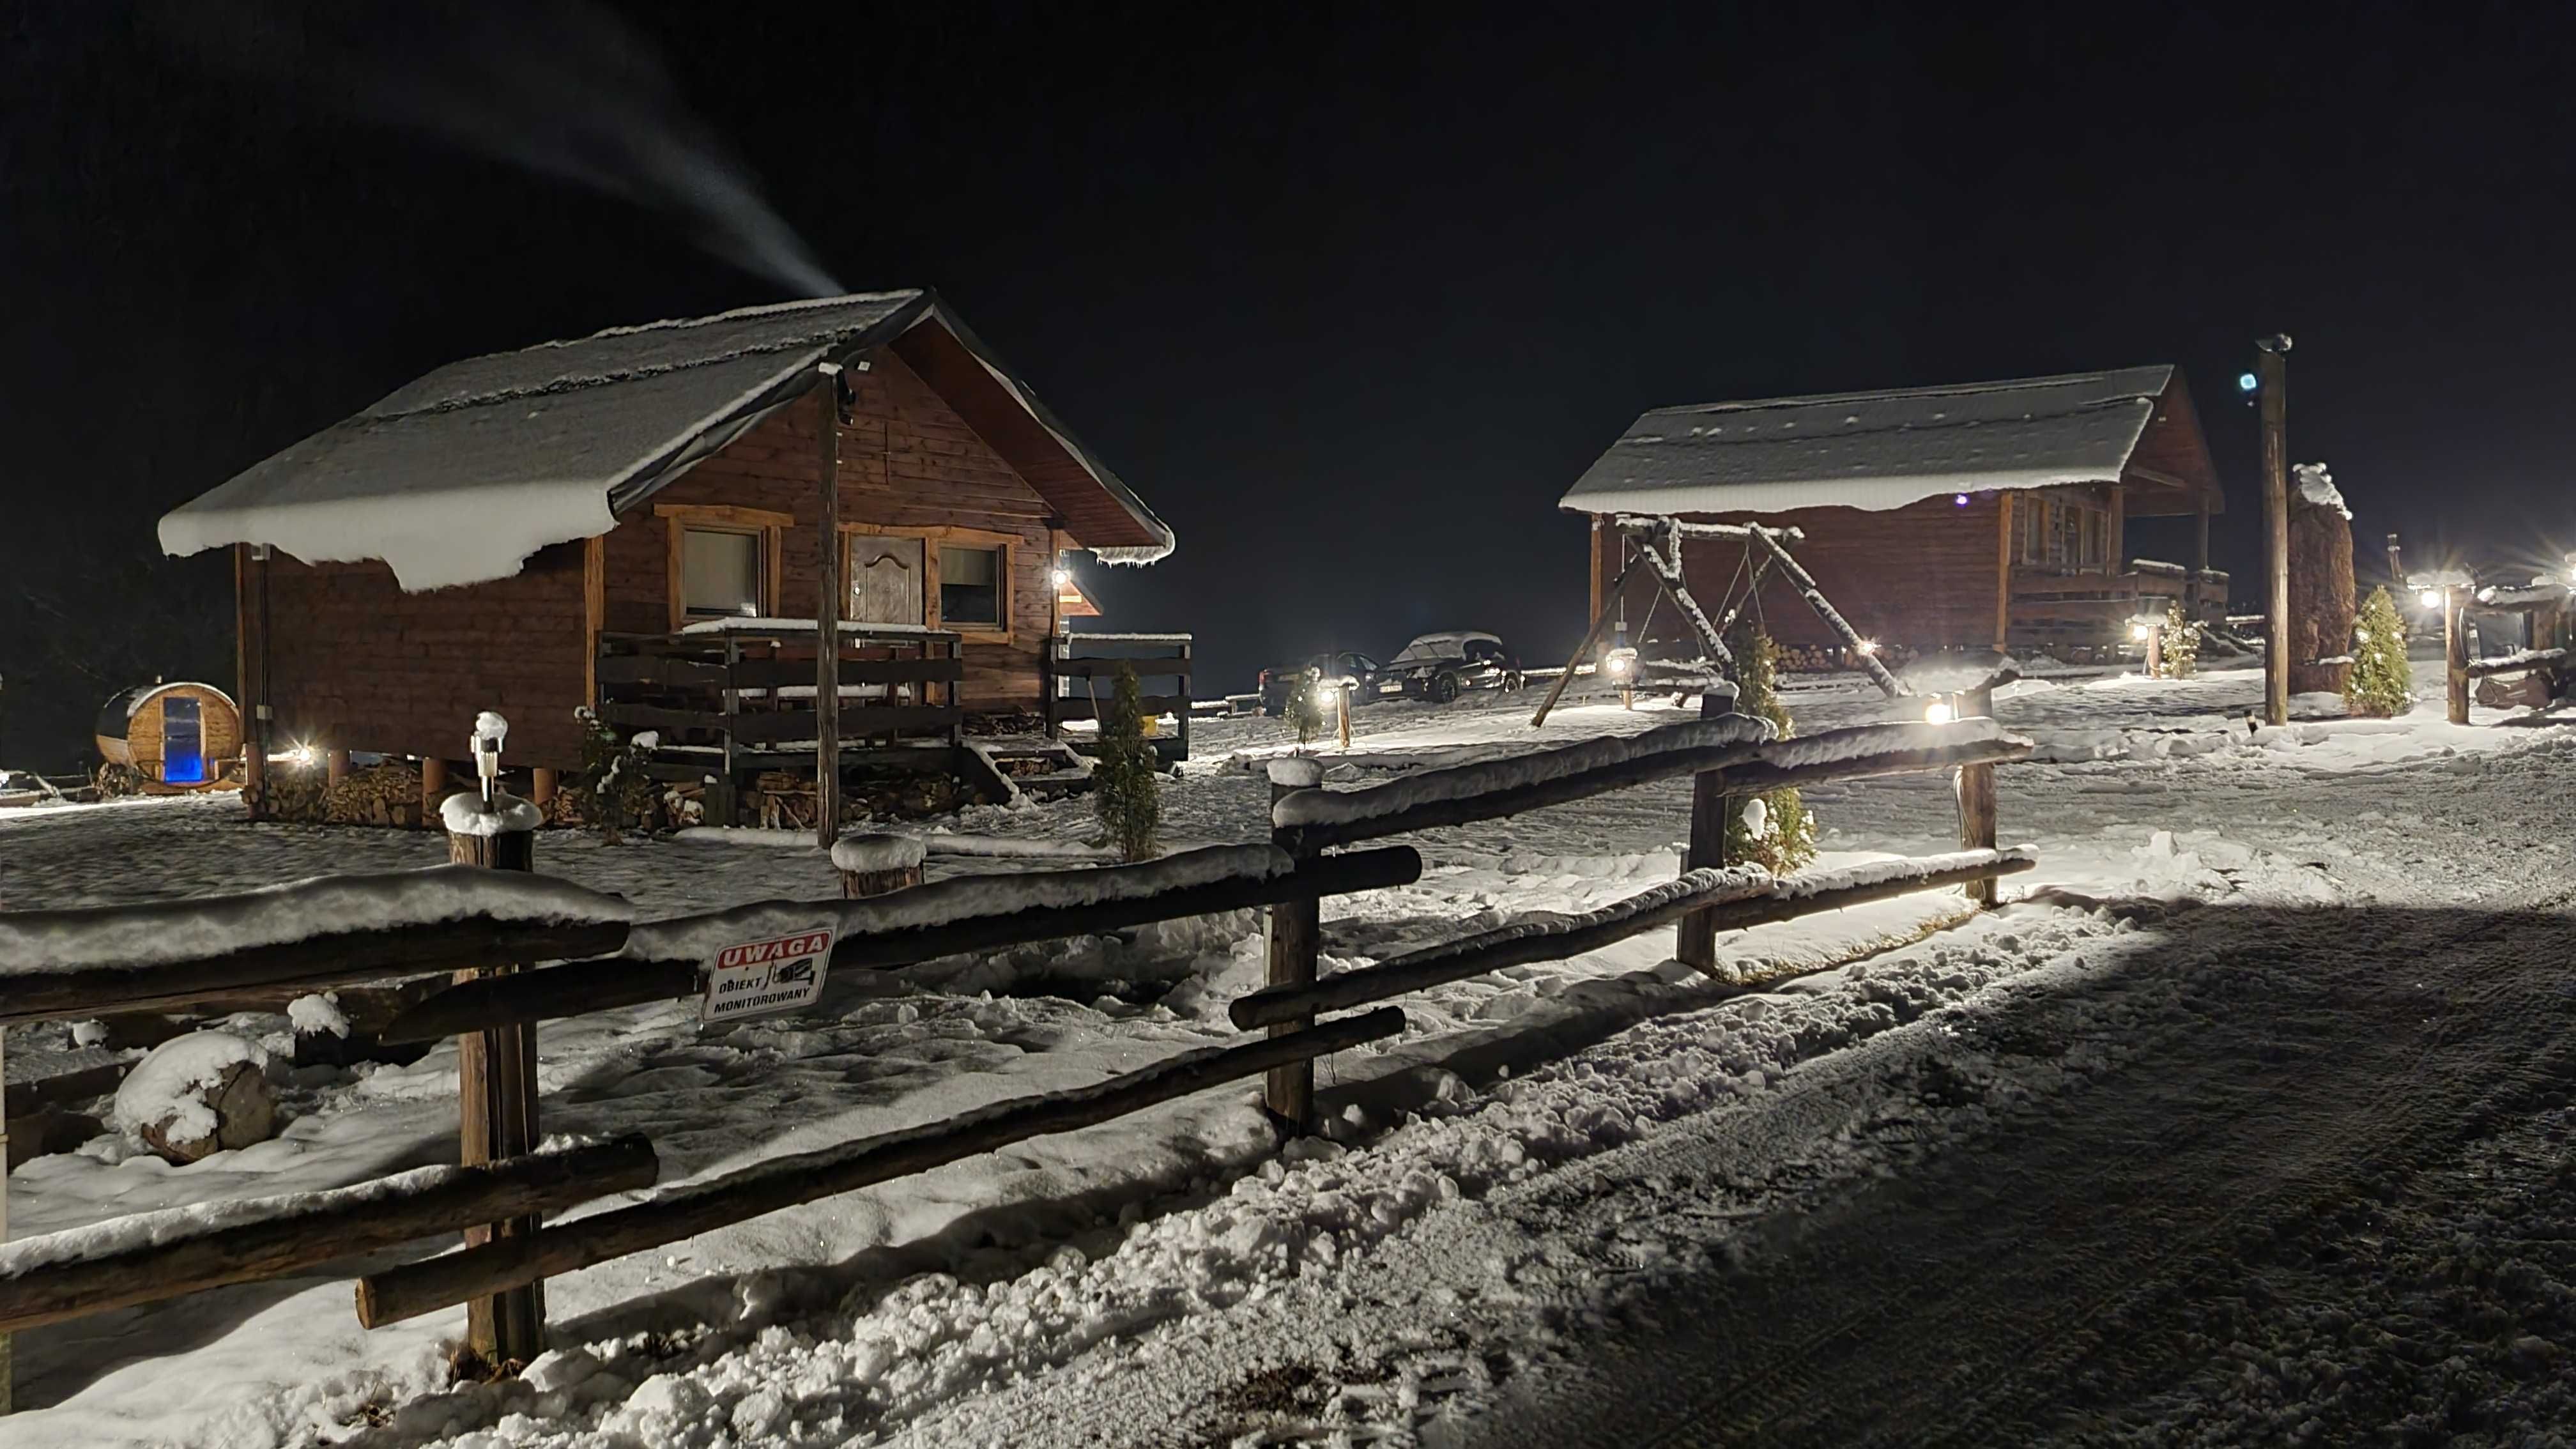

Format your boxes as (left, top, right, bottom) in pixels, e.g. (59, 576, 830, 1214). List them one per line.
(1754, 717, 2011, 770)
(829, 834, 927, 873)
(1772, 845, 2036, 898)
(1273, 717, 1776, 829)
(2292, 461, 2350, 518)
(628, 844, 1293, 962)
(2407, 567, 2474, 590)
(111, 1032, 267, 1146)
(2476, 583, 2573, 609)
(2288, 691, 2350, 719)
(440, 790, 544, 837)
(286, 992, 350, 1039)
(0, 866, 635, 976)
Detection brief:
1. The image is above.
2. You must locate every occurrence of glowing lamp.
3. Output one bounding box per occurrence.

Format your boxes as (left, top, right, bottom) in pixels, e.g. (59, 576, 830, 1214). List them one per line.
(1952, 493, 1970, 507)
(2237, 371, 2258, 393)
(1855, 639, 1878, 657)
(1924, 699, 1955, 725)
(1603, 646, 1639, 680)
(2418, 588, 2443, 609)
(2131, 621, 2153, 641)
(1052, 567, 1072, 588)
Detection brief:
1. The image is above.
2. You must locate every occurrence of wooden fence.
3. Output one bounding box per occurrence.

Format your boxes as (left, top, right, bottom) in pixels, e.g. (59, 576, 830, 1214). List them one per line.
(1043, 632, 1193, 763)
(0, 698, 2035, 1411)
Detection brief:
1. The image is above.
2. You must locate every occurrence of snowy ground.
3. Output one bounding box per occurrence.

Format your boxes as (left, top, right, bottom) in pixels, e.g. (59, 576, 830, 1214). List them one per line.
(3, 661, 2572, 1446)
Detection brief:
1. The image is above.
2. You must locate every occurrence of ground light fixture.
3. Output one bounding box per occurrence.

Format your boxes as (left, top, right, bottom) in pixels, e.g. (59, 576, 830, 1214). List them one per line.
(2419, 588, 2444, 609)
(1602, 647, 1639, 680)
(1855, 639, 1878, 656)
(1924, 697, 1956, 725)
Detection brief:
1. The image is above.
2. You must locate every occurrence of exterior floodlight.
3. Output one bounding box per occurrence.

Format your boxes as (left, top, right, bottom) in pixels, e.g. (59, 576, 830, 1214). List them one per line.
(290, 742, 319, 768)
(2237, 371, 2258, 393)
(1924, 698, 1955, 726)
(1603, 646, 1639, 680)
(1952, 493, 1970, 507)
(1855, 639, 1878, 657)
(1052, 567, 1072, 588)
(2419, 588, 2443, 609)
(2131, 620, 2153, 641)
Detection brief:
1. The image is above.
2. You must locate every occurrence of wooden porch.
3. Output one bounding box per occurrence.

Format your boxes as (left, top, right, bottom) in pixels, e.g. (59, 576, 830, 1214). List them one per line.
(1043, 632, 1194, 765)
(2008, 561, 2230, 656)
(597, 623, 967, 822)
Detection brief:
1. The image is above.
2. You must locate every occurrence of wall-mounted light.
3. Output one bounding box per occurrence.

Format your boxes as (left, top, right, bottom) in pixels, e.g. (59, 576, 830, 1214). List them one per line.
(2418, 588, 2443, 609)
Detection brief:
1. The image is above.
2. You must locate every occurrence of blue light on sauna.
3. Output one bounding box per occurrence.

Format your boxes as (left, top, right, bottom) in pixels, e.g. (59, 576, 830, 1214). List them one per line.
(165, 754, 206, 784)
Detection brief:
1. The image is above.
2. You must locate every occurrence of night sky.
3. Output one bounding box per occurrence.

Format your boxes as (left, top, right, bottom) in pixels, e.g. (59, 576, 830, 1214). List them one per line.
(5, 3, 2572, 768)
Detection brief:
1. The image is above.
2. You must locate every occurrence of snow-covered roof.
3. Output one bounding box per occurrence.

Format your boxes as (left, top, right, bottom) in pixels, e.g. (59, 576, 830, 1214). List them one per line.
(159, 291, 1174, 591)
(1562, 366, 2211, 518)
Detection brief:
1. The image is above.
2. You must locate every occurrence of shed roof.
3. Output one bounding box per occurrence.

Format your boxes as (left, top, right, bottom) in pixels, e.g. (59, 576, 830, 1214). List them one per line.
(159, 291, 1174, 591)
(1561, 365, 2221, 519)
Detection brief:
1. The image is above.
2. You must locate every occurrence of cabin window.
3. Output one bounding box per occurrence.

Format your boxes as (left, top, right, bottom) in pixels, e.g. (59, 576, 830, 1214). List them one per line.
(848, 535, 926, 626)
(938, 544, 1006, 629)
(681, 528, 764, 617)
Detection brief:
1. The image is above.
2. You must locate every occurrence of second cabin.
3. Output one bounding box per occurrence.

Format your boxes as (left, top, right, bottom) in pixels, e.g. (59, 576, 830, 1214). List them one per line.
(157, 291, 1190, 822)
(1562, 367, 2229, 664)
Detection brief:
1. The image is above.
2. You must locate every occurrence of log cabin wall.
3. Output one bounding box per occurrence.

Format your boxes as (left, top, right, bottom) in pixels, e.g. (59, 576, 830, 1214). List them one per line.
(1591, 493, 2010, 656)
(601, 349, 1055, 712)
(256, 542, 592, 767)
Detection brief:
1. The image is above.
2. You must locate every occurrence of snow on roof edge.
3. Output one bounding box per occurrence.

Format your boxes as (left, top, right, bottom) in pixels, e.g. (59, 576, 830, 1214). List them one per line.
(1560, 464, 2135, 517)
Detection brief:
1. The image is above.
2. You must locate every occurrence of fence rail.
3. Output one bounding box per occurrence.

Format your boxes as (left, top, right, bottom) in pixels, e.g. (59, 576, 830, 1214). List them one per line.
(1044, 632, 1193, 763)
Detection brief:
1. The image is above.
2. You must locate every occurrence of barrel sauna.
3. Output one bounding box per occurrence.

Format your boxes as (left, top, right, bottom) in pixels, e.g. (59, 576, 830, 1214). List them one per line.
(96, 682, 243, 792)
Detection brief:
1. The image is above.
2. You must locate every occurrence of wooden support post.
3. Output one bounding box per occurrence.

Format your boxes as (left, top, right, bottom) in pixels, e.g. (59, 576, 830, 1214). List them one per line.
(1264, 760, 1324, 1132)
(529, 768, 558, 808)
(1, 1006, 10, 1414)
(1995, 493, 2016, 654)
(2447, 585, 2471, 725)
(420, 757, 448, 824)
(447, 819, 543, 1367)
(1337, 681, 1353, 749)
(1956, 684, 2000, 907)
(1676, 691, 1737, 970)
(326, 748, 351, 789)
(2195, 500, 2215, 611)
(2144, 622, 2163, 678)
(815, 373, 843, 848)
(1533, 555, 1637, 728)
(2104, 483, 2125, 578)
(2258, 336, 2292, 726)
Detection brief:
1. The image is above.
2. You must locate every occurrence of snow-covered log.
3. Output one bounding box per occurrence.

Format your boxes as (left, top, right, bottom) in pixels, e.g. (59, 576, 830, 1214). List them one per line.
(1273, 719, 2025, 852)
(0, 1135, 656, 1334)
(0, 868, 634, 1025)
(378, 847, 1425, 1043)
(2465, 647, 2571, 679)
(1231, 847, 2037, 1027)
(353, 1009, 1408, 1329)
(1274, 717, 1774, 836)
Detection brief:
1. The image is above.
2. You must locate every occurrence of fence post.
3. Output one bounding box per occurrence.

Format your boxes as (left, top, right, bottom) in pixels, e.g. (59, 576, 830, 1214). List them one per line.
(2446, 585, 2471, 725)
(1, 1010, 10, 1414)
(1264, 759, 1324, 1131)
(448, 809, 545, 1365)
(1676, 689, 1738, 970)
(1956, 684, 1999, 907)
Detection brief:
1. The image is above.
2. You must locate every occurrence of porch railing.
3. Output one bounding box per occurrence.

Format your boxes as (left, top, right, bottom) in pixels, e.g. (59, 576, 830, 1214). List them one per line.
(1043, 633, 1193, 763)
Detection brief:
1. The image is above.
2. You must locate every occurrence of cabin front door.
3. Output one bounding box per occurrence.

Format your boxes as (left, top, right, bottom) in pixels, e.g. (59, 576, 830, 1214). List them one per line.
(162, 696, 206, 784)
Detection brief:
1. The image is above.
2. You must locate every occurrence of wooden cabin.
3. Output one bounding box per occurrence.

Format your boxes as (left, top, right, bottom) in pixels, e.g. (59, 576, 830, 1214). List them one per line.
(1563, 367, 2228, 663)
(95, 682, 242, 792)
(157, 291, 1181, 820)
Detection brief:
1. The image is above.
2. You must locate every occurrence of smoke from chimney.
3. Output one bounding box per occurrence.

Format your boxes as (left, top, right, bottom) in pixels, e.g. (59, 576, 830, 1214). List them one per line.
(143, 0, 842, 298)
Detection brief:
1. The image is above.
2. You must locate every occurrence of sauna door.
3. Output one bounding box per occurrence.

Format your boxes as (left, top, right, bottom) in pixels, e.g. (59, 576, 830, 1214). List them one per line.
(162, 696, 206, 783)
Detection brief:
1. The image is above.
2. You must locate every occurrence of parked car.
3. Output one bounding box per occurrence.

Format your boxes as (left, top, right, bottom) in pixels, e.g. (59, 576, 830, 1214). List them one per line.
(1377, 631, 1519, 703)
(1257, 650, 1386, 716)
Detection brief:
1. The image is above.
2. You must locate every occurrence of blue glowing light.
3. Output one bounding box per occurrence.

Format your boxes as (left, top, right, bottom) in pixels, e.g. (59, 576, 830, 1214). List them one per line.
(1953, 493, 1970, 506)
(2237, 371, 2258, 393)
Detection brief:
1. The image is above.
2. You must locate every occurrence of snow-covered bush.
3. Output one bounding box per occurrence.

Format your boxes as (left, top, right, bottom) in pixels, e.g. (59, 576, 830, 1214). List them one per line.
(1724, 624, 1817, 873)
(2159, 598, 2198, 679)
(1092, 663, 1162, 861)
(2347, 586, 2414, 717)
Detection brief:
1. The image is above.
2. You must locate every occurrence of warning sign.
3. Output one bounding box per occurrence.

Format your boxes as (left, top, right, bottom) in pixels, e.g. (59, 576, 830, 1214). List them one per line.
(702, 927, 835, 1023)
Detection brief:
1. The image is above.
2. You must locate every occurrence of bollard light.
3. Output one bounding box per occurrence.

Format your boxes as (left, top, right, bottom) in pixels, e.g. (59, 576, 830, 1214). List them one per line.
(2418, 587, 2443, 610)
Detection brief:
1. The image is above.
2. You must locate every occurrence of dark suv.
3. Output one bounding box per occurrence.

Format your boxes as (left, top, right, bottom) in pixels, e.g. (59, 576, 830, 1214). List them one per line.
(1376, 631, 1519, 703)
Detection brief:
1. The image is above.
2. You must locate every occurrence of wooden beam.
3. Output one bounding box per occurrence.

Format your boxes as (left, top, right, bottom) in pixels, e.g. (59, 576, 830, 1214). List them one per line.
(1265, 763, 1322, 1130)
(582, 534, 606, 714)
(1995, 493, 2016, 653)
(1676, 692, 1736, 970)
(1231, 852, 2037, 1029)
(1530, 555, 1636, 728)
(0, 916, 631, 1027)
(2446, 585, 2471, 724)
(1743, 526, 1903, 698)
(0, 1137, 654, 1335)
(353, 1011, 1409, 1328)
(1275, 730, 2031, 854)
(816, 376, 843, 848)
(2258, 339, 2291, 726)
(376, 848, 1425, 1043)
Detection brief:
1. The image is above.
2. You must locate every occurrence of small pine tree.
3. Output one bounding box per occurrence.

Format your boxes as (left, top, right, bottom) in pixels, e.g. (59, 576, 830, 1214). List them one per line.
(2346, 586, 2414, 717)
(1092, 663, 1163, 861)
(1284, 666, 1327, 746)
(1724, 624, 1818, 873)
(572, 706, 656, 841)
(2160, 598, 2199, 679)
